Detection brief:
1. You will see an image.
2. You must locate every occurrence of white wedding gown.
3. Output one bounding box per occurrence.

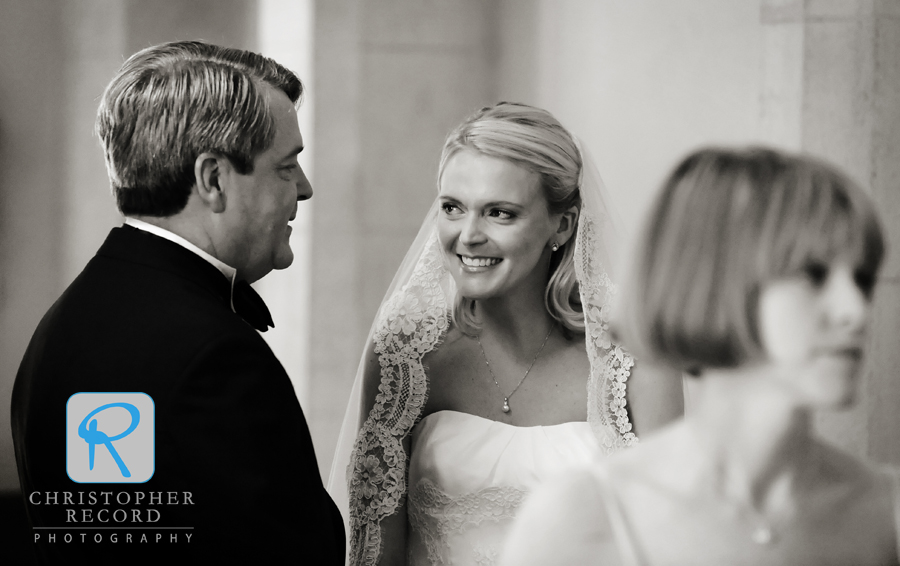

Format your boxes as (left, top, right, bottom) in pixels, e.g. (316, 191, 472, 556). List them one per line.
(406, 410, 602, 566)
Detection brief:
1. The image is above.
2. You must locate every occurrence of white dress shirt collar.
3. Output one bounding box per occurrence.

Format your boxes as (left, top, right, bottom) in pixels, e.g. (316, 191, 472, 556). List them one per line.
(123, 218, 238, 309)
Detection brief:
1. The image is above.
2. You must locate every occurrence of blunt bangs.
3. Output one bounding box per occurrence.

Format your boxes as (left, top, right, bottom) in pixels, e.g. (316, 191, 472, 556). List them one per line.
(759, 159, 884, 284)
(618, 147, 885, 373)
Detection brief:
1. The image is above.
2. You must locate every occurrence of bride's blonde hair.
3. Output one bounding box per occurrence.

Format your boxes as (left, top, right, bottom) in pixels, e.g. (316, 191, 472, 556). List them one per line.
(437, 102, 584, 336)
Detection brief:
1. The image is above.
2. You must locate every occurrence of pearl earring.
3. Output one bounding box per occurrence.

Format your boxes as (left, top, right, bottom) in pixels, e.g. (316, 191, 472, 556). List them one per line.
(551, 243, 559, 252)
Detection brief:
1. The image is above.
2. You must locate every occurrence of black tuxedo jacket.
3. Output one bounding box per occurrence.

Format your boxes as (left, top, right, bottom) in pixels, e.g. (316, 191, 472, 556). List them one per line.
(11, 225, 345, 564)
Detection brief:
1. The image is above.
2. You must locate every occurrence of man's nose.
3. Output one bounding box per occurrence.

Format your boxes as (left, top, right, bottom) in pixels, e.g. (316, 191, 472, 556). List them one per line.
(296, 167, 313, 201)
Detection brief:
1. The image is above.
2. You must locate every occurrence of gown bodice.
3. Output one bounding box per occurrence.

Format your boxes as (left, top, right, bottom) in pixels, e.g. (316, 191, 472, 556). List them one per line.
(406, 410, 601, 565)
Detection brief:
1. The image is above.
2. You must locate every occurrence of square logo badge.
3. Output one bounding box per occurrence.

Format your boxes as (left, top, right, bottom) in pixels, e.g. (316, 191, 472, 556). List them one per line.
(67, 393, 155, 483)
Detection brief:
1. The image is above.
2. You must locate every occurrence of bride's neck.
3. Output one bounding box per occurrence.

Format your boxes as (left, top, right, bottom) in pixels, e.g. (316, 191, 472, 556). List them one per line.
(475, 294, 556, 354)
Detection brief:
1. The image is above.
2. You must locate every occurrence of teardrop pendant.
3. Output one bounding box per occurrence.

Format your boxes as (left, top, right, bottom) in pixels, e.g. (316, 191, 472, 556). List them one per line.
(751, 525, 773, 545)
(502, 398, 511, 413)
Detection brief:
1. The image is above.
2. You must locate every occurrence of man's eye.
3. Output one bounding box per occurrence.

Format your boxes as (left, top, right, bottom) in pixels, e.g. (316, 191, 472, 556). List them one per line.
(278, 164, 298, 179)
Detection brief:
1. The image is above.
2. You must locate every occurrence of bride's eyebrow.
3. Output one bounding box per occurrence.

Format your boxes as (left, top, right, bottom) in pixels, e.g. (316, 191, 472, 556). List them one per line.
(483, 200, 525, 210)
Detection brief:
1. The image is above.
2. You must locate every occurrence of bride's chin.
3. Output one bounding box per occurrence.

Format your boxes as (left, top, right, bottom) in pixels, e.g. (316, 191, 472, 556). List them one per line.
(455, 286, 497, 302)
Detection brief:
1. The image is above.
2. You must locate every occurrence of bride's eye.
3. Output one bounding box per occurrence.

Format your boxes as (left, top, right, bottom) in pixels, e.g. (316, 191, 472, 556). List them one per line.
(441, 202, 461, 215)
(489, 209, 514, 220)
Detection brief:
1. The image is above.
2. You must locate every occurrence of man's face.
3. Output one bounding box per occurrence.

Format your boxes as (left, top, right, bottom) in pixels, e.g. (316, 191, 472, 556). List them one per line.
(224, 86, 311, 282)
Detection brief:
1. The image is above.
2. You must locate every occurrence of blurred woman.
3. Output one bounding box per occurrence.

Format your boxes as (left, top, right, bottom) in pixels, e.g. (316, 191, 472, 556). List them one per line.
(328, 103, 683, 565)
(502, 147, 898, 565)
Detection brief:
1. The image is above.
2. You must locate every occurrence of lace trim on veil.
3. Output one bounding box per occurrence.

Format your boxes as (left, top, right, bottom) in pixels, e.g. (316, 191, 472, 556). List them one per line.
(347, 229, 449, 566)
(576, 208, 637, 452)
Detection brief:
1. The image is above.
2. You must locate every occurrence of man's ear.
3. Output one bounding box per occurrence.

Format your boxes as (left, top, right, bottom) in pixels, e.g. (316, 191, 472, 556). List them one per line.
(194, 152, 227, 213)
(555, 205, 580, 246)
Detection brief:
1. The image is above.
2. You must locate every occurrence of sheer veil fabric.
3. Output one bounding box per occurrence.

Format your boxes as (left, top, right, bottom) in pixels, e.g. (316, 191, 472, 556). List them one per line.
(326, 141, 637, 565)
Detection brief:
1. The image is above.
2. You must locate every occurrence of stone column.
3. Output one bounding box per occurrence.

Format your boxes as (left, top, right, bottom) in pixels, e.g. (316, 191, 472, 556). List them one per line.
(763, 0, 900, 463)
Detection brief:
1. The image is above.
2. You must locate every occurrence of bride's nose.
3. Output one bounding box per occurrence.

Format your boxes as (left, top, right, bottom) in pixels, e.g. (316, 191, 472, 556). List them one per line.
(459, 214, 487, 247)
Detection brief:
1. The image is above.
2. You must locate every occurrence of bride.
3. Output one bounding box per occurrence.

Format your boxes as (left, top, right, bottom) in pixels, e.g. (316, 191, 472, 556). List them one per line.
(328, 102, 683, 565)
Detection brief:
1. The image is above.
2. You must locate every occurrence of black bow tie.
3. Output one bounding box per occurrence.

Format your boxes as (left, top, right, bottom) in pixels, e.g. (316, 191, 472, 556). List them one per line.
(232, 280, 274, 332)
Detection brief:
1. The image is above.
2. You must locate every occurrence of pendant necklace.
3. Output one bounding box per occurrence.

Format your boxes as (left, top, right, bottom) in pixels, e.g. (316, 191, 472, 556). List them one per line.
(476, 326, 554, 413)
(751, 523, 774, 546)
(731, 500, 777, 546)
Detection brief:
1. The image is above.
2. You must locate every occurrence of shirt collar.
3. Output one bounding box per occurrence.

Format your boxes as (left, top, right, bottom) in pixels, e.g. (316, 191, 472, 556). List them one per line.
(124, 218, 238, 310)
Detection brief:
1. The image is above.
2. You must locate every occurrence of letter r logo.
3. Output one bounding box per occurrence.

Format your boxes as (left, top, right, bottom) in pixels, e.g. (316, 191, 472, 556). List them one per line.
(67, 393, 155, 483)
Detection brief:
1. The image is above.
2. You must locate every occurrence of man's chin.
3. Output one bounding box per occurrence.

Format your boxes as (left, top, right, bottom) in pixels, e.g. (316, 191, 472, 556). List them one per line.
(273, 249, 295, 271)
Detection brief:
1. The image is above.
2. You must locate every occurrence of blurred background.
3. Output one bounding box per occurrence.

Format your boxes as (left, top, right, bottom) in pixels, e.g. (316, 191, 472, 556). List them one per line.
(1, 0, 898, 545)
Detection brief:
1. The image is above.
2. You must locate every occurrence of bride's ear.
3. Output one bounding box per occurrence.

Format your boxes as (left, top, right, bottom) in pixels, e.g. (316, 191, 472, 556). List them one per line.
(555, 205, 579, 246)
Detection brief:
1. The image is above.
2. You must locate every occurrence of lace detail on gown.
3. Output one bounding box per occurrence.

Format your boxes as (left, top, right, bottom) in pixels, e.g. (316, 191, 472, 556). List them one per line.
(576, 207, 637, 453)
(347, 230, 450, 566)
(408, 478, 525, 565)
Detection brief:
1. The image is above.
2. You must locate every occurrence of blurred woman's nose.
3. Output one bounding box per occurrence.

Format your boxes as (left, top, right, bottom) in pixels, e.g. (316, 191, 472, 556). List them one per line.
(826, 266, 869, 333)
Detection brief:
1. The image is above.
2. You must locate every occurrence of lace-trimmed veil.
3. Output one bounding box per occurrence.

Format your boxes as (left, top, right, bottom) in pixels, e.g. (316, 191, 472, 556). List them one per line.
(327, 141, 637, 565)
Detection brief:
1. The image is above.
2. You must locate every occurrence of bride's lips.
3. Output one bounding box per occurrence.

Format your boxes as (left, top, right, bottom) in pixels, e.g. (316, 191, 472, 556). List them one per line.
(458, 254, 502, 271)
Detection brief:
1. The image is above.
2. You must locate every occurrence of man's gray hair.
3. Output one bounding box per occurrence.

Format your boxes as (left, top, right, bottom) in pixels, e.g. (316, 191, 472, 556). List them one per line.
(96, 40, 303, 216)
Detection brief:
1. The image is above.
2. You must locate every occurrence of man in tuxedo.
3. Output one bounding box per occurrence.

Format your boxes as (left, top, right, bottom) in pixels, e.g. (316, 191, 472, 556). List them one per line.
(11, 41, 344, 564)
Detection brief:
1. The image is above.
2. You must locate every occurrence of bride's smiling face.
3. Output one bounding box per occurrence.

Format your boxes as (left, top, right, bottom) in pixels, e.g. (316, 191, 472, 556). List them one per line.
(438, 149, 559, 301)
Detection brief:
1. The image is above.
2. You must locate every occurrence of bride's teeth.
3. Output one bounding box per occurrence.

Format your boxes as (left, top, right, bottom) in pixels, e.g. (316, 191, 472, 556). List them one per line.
(460, 256, 500, 267)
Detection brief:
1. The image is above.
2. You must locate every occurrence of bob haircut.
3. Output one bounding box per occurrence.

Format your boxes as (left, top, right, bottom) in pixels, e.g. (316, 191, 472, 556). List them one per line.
(618, 146, 885, 372)
(437, 102, 584, 335)
(96, 40, 303, 217)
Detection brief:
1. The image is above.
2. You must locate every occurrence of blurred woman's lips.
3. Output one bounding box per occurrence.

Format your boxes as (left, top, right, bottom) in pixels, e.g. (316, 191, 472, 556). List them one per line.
(817, 345, 863, 359)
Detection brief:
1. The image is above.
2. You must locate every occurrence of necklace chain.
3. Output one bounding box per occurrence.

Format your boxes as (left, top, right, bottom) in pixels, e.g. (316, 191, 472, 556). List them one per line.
(476, 326, 554, 413)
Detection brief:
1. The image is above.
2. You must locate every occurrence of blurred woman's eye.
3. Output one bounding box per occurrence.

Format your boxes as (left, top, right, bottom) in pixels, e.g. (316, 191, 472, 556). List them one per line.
(489, 209, 514, 220)
(854, 269, 877, 297)
(803, 262, 829, 287)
